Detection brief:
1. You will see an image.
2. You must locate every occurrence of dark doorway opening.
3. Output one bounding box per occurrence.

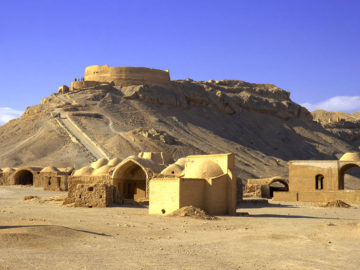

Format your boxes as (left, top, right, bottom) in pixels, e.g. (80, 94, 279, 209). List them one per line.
(269, 180, 289, 198)
(15, 170, 33, 185)
(114, 161, 147, 201)
(315, 175, 324, 190)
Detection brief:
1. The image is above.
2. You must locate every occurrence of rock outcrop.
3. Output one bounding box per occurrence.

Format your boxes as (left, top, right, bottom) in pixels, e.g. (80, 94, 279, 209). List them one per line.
(312, 110, 360, 150)
(122, 79, 312, 121)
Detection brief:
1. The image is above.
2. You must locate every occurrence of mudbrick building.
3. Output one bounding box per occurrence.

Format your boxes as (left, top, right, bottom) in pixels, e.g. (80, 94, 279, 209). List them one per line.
(272, 152, 360, 203)
(0, 152, 239, 215)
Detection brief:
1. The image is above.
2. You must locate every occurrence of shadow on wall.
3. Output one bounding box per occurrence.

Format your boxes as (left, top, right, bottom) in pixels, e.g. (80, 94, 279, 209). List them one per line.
(339, 163, 360, 190)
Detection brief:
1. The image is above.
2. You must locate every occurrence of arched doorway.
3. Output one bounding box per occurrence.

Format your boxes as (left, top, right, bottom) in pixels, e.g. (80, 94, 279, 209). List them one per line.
(269, 179, 289, 198)
(113, 160, 147, 201)
(14, 170, 33, 185)
(339, 163, 360, 190)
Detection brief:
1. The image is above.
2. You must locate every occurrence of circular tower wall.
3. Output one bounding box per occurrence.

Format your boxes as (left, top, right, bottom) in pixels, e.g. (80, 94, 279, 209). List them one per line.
(84, 65, 170, 87)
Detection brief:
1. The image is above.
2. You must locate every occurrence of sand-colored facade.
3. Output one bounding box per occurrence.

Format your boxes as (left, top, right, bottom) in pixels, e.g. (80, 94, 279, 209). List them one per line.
(0, 166, 72, 191)
(64, 152, 173, 207)
(0, 152, 239, 215)
(273, 152, 360, 203)
(149, 153, 238, 215)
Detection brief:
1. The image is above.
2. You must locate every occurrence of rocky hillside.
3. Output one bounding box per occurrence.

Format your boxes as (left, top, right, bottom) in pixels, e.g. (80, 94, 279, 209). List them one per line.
(312, 110, 360, 149)
(0, 79, 357, 183)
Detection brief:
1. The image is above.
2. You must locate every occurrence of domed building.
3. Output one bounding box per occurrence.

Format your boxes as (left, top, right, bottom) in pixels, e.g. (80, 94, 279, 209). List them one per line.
(149, 153, 237, 216)
(272, 152, 360, 204)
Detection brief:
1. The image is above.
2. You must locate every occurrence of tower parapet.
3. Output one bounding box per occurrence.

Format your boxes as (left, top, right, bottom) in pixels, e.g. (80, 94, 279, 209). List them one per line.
(84, 65, 170, 87)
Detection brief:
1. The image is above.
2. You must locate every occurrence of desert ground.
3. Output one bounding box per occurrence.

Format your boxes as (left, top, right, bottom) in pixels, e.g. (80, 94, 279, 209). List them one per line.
(1, 186, 359, 270)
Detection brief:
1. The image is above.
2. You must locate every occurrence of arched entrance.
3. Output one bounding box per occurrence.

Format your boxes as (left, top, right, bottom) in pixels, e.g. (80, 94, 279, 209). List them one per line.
(339, 163, 360, 190)
(14, 170, 33, 185)
(269, 179, 289, 198)
(112, 160, 147, 201)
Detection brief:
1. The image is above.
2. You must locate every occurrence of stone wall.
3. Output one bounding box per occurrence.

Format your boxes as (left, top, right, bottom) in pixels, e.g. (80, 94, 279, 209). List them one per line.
(39, 172, 68, 191)
(84, 65, 170, 87)
(65, 175, 113, 204)
(74, 183, 114, 208)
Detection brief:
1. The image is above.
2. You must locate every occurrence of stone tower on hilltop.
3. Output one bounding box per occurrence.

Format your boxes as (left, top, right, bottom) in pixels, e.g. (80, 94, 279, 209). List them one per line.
(70, 65, 170, 91)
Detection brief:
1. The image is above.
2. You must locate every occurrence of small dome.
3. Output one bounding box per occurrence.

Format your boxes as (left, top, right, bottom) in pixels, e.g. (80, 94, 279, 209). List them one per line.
(58, 167, 74, 173)
(91, 158, 109, 169)
(184, 159, 224, 179)
(92, 165, 113, 176)
(41, 166, 59, 173)
(339, 152, 360, 161)
(73, 166, 94, 176)
(108, 157, 122, 167)
(2, 168, 15, 173)
(175, 158, 186, 167)
(160, 164, 184, 176)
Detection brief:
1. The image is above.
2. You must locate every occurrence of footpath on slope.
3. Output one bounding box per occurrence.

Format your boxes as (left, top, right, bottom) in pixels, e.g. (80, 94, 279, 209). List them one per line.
(53, 95, 110, 161)
(60, 114, 109, 160)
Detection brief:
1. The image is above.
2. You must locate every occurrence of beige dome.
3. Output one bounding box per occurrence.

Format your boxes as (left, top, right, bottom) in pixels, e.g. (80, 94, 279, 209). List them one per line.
(92, 165, 113, 176)
(2, 168, 15, 173)
(175, 158, 186, 167)
(184, 159, 224, 179)
(339, 152, 360, 161)
(91, 158, 109, 169)
(108, 157, 122, 167)
(73, 166, 94, 176)
(58, 167, 74, 174)
(41, 166, 59, 173)
(160, 164, 184, 176)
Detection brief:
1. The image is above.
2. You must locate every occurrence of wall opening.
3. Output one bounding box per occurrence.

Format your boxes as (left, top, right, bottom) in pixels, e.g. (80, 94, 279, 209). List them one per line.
(339, 164, 360, 190)
(315, 175, 324, 190)
(269, 180, 289, 198)
(14, 170, 33, 185)
(113, 161, 147, 201)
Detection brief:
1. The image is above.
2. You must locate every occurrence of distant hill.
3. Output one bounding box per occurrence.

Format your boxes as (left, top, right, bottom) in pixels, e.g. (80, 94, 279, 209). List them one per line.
(0, 78, 357, 184)
(312, 109, 360, 149)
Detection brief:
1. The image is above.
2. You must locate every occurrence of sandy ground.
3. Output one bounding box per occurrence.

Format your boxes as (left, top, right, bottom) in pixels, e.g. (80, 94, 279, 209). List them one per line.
(1, 186, 360, 270)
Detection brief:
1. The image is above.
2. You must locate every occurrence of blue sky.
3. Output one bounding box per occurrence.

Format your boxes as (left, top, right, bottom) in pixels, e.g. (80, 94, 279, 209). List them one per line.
(1, 0, 360, 124)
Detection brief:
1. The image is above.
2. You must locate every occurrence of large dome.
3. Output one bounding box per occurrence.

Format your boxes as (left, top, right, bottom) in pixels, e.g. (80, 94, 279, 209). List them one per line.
(184, 159, 224, 179)
(339, 152, 360, 162)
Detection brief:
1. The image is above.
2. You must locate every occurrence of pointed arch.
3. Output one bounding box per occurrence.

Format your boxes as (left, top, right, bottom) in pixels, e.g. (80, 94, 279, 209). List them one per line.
(112, 159, 149, 201)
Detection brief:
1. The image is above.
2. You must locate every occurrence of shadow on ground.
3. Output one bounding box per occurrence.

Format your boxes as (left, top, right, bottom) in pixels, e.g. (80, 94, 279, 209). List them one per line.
(0, 225, 111, 236)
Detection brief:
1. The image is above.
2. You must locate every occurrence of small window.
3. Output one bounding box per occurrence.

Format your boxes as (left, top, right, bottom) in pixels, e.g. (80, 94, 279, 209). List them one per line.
(316, 175, 324, 190)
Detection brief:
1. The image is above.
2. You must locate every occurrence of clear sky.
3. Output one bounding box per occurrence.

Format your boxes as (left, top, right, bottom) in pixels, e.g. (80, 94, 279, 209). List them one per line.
(1, 0, 359, 124)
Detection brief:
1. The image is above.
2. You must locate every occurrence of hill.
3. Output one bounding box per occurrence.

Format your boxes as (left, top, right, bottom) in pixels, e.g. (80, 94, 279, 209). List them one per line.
(0, 76, 357, 183)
